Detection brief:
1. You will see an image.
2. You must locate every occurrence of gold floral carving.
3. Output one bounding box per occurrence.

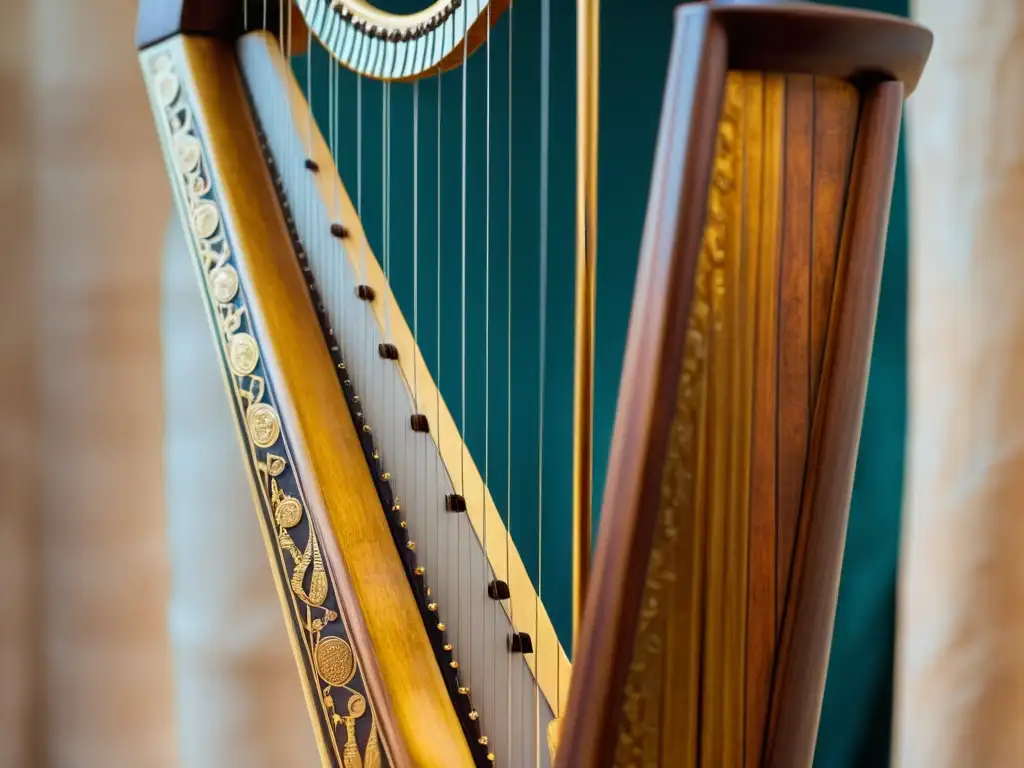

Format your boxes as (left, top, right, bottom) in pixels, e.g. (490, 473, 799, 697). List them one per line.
(145, 49, 383, 768)
(614, 74, 742, 766)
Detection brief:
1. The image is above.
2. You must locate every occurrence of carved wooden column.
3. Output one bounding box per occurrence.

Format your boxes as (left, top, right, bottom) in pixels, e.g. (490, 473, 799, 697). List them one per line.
(896, 0, 1024, 764)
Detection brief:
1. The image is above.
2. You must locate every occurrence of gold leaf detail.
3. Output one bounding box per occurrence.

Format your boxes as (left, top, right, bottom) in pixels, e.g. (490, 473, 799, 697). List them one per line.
(274, 496, 303, 528)
(155, 72, 179, 105)
(364, 722, 382, 768)
(266, 453, 286, 476)
(315, 636, 356, 687)
(347, 692, 366, 718)
(227, 332, 260, 376)
(246, 402, 280, 448)
(174, 133, 202, 173)
(210, 265, 240, 303)
(191, 200, 220, 239)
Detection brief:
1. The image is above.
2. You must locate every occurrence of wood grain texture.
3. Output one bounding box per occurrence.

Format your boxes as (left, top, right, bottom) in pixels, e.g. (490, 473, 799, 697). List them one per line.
(152, 34, 474, 768)
(560, 5, 929, 767)
(776, 73, 814, 633)
(745, 71, 784, 768)
(553, 6, 728, 766)
(764, 80, 905, 768)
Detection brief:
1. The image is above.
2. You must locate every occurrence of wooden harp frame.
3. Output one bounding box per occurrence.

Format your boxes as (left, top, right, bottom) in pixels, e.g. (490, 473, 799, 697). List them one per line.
(556, 3, 930, 767)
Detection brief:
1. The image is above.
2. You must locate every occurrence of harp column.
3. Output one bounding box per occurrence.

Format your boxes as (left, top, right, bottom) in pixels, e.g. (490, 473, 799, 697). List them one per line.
(573, 0, 599, 649)
(896, 0, 1024, 764)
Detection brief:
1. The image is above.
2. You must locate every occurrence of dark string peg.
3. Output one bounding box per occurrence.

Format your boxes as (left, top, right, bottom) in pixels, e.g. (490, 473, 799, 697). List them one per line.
(410, 414, 429, 433)
(378, 343, 399, 360)
(304, 158, 319, 172)
(445, 494, 467, 513)
(330, 223, 349, 239)
(509, 633, 533, 654)
(487, 580, 510, 600)
(356, 284, 375, 301)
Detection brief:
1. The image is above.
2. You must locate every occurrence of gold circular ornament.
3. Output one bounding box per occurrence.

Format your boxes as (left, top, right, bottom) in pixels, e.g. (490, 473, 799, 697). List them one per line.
(315, 636, 355, 687)
(347, 693, 366, 718)
(150, 53, 171, 72)
(227, 333, 260, 376)
(210, 266, 239, 303)
(266, 454, 286, 477)
(155, 72, 179, 105)
(274, 496, 302, 528)
(246, 403, 280, 448)
(192, 201, 220, 240)
(174, 134, 202, 173)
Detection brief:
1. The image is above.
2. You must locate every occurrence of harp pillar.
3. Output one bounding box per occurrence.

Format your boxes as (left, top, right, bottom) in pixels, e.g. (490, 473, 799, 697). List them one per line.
(557, 2, 931, 767)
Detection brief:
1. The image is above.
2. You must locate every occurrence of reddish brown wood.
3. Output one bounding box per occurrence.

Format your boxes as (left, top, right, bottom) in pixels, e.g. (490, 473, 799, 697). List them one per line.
(763, 80, 906, 767)
(776, 73, 814, 633)
(713, 0, 931, 95)
(810, 79, 860, 405)
(561, 4, 929, 767)
(553, 6, 728, 766)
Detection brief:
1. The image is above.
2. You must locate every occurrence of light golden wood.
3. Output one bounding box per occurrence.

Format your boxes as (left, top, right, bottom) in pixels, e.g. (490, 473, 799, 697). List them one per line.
(261, 31, 573, 715)
(141, 34, 475, 768)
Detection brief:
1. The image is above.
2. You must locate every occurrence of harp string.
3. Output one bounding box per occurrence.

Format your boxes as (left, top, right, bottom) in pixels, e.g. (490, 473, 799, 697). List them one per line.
(458, 0, 469, 699)
(537, 0, 552, 758)
(484, 0, 494, 750)
(506, 2, 515, 760)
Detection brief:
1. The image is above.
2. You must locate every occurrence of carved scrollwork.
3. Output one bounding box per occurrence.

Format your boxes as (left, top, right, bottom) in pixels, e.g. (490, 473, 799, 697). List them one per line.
(145, 48, 385, 767)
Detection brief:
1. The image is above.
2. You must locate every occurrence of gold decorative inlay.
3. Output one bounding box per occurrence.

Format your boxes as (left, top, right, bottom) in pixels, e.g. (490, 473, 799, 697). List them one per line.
(228, 332, 261, 375)
(266, 453, 287, 477)
(210, 265, 240, 303)
(315, 636, 357, 687)
(192, 200, 220, 240)
(247, 402, 281, 448)
(615, 73, 747, 766)
(143, 46, 385, 768)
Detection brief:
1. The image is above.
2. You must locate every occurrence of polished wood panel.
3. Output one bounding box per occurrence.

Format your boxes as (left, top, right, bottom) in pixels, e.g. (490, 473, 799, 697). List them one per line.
(141, 34, 474, 768)
(764, 79, 905, 768)
(560, 3, 929, 767)
(553, 6, 729, 765)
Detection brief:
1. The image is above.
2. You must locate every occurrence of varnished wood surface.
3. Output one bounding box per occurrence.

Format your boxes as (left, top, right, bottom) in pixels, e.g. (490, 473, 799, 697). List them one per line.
(712, 0, 932, 94)
(560, 3, 928, 767)
(148, 34, 474, 768)
(553, 6, 728, 766)
(764, 80, 905, 767)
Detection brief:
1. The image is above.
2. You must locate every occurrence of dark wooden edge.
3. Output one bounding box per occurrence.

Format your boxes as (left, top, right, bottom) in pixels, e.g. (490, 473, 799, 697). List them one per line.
(762, 80, 905, 768)
(136, 0, 290, 50)
(709, 0, 932, 95)
(554, 7, 728, 767)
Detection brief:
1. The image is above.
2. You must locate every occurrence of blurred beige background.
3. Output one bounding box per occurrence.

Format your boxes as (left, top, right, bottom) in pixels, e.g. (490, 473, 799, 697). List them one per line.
(0, 1, 173, 764)
(3, 0, 1024, 766)
(0, 1, 314, 766)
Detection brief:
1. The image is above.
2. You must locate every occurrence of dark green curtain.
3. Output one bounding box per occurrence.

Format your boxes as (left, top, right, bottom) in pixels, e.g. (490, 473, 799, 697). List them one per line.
(296, 0, 908, 763)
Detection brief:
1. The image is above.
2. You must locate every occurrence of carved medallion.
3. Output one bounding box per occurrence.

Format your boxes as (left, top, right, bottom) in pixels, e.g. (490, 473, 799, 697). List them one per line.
(155, 72, 179, 105)
(174, 133, 202, 174)
(348, 693, 367, 717)
(246, 402, 280, 448)
(210, 265, 239, 303)
(192, 201, 220, 240)
(266, 453, 286, 477)
(316, 636, 357, 687)
(227, 332, 260, 376)
(274, 496, 303, 528)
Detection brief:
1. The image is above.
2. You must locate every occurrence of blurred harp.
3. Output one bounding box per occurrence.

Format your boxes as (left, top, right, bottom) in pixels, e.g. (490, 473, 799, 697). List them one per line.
(559, 3, 930, 768)
(136, 1, 929, 767)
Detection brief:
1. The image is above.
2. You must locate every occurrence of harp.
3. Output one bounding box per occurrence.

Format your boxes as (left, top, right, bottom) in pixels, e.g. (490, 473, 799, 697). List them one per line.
(136, 0, 930, 766)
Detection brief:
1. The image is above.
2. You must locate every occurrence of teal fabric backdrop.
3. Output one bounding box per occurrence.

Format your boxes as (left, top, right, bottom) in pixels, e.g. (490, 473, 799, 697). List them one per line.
(295, 0, 907, 762)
